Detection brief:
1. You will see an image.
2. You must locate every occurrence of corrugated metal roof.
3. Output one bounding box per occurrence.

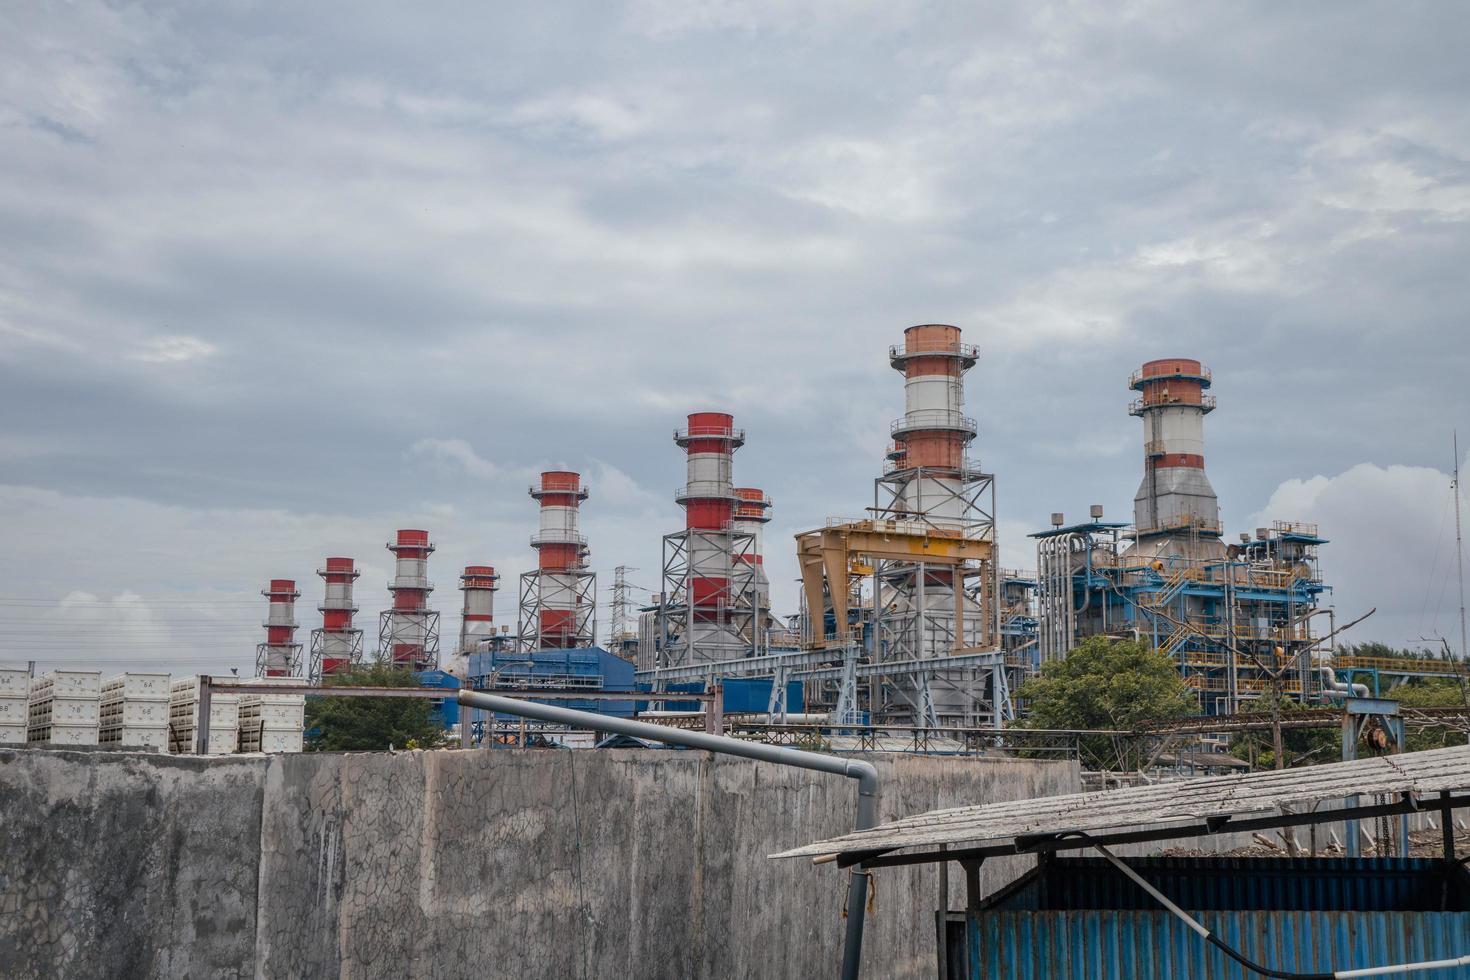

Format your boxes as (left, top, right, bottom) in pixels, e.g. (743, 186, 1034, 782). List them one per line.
(771, 744, 1470, 861)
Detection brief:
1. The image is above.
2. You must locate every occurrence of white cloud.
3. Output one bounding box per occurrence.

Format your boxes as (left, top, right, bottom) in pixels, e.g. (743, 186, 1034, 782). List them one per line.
(408, 438, 506, 480)
(1249, 459, 1469, 651)
(129, 335, 218, 364)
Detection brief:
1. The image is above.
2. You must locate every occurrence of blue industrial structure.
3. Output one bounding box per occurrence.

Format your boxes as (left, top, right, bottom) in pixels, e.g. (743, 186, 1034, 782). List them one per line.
(1033, 519, 1333, 714)
(953, 857, 1470, 979)
(414, 668, 463, 730)
(646, 676, 805, 715)
(465, 647, 637, 719)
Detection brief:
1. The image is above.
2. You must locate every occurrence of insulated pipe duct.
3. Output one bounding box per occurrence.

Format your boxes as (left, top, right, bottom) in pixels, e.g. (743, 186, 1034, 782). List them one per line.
(1319, 664, 1370, 700)
(456, 689, 880, 980)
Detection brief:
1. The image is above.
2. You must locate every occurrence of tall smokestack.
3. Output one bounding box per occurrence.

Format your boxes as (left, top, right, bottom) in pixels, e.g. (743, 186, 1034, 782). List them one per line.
(520, 472, 596, 649)
(1128, 358, 1223, 558)
(310, 557, 362, 682)
(255, 579, 301, 677)
(733, 487, 771, 621)
(676, 413, 743, 631)
(378, 529, 441, 671)
(889, 324, 978, 518)
(459, 565, 499, 654)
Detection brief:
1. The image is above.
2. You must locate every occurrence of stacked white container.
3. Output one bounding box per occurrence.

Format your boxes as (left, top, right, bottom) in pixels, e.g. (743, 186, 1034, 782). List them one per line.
(239, 676, 305, 753)
(169, 677, 240, 755)
(0, 666, 30, 744)
(100, 673, 172, 751)
(27, 670, 102, 746)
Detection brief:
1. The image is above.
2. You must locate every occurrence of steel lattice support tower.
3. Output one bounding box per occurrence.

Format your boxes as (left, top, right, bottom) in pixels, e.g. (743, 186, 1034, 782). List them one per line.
(255, 579, 303, 677)
(519, 471, 596, 650)
(378, 529, 441, 671)
(309, 557, 363, 682)
(657, 413, 760, 669)
(873, 325, 999, 724)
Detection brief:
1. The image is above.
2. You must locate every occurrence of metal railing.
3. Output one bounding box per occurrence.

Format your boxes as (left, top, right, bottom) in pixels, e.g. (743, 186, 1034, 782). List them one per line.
(889, 409, 977, 436)
(1128, 394, 1217, 415)
(529, 531, 588, 547)
(674, 425, 746, 442)
(1129, 364, 1212, 388)
(888, 341, 979, 362)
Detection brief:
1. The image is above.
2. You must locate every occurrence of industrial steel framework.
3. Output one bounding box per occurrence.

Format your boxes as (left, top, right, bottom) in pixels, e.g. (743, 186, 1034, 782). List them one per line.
(1032, 362, 1334, 715)
(518, 471, 596, 650)
(652, 414, 764, 673)
(792, 326, 1004, 726)
(377, 530, 441, 672)
(308, 557, 362, 683)
(255, 579, 303, 677)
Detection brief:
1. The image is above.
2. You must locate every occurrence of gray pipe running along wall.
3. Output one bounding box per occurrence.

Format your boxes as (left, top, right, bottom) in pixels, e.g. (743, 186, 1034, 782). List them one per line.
(0, 746, 1076, 980)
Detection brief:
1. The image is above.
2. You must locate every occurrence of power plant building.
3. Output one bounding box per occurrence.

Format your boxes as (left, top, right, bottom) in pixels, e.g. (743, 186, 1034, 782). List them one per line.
(1033, 359, 1331, 713)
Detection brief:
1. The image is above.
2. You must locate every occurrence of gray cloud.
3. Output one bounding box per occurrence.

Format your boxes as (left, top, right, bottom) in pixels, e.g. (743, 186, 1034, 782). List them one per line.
(2, 0, 1469, 671)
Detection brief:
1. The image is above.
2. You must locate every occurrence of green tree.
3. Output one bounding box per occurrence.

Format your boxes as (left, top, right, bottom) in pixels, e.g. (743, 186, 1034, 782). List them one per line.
(1396, 678, 1470, 752)
(1015, 636, 1194, 769)
(305, 662, 449, 752)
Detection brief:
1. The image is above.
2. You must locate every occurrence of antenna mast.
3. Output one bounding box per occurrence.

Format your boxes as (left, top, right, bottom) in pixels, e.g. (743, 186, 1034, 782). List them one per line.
(1455, 432, 1467, 661)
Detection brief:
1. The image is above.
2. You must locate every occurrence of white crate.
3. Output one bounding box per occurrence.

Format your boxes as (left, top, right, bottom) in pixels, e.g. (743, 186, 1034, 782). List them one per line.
(0, 723, 26, 744)
(102, 672, 171, 702)
(0, 668, 30, 698)
(240, 729, 303, 754)
(31, 724, 100, 747)
(38, 671, 102, 698)
(99, 726, 169, 751)
(100, 700, 171, 727)
(168, 694, 240, 729)
(0, 696, 26, 725)
(30, 697, 100, 727)
(240, 700, 305, 729)
(206, 730, 237, 754)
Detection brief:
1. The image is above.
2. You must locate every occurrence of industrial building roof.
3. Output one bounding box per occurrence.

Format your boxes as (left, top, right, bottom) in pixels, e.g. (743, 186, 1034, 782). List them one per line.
(771, 744, 1470, 866)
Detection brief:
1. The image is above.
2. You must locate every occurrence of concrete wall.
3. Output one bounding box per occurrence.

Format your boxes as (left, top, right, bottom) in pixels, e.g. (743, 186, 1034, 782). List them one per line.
(0, 746, 1078, 980)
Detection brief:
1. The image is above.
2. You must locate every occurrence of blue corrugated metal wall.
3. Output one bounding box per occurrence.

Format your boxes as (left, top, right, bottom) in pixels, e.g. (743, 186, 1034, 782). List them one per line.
(968, 910, 1470, 979)
(964, 857, 1470, 978)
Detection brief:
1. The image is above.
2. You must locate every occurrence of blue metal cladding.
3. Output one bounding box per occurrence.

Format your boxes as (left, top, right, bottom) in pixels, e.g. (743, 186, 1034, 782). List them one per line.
(968, 910, 1470, 979)
(466, 647, 637, 720)
(984, 857, 1470, 913)
(965, 857, 1470, 978)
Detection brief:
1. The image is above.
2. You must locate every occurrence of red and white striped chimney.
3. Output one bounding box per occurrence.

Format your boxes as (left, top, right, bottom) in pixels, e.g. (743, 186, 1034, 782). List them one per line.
(255, 579, 301, 677)
(888, 324, 979, 526)
(459, 565, 499, 653)
(383, 529, 438, 670)
(314, 557, 361, 679)
(733, 486, 771, 614)
(1128, 358, 1223, 557)
(529, 471, 589, 647)
(674, 412, 744, 627)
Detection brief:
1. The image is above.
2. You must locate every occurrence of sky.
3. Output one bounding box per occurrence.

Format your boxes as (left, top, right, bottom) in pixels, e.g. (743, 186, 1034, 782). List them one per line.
(2, 1, 1469, 675)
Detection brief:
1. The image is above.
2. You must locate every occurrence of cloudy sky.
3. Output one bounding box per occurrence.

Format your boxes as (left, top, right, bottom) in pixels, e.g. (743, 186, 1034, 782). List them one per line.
(3, 1, 1469, 675)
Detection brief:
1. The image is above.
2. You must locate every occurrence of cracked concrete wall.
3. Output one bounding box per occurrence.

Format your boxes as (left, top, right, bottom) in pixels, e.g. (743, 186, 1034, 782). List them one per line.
(0, 747, 267, 980)
(2, 747, 1078, 979)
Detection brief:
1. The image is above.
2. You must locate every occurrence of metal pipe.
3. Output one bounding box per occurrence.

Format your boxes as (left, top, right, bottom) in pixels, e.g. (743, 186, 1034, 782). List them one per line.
(1319, 665, 1370, 700)
(456, 689, 880, 979)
